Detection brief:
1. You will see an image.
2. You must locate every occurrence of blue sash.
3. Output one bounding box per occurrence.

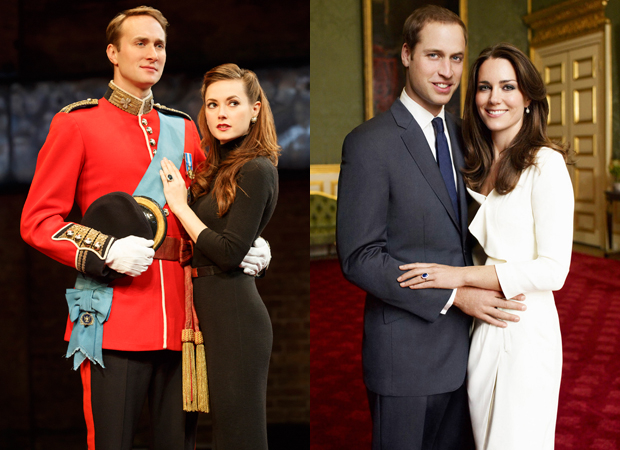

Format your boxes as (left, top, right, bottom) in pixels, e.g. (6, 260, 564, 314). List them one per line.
(66, 111, 186, 369)
(133, 112, 185, 205)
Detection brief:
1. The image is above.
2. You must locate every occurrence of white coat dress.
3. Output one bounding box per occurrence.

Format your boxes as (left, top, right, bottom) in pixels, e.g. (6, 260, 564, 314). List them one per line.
(466, 147, 574, 450)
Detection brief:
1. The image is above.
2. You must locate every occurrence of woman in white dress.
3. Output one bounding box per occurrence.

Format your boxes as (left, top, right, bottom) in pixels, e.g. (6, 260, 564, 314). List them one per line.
(397, 43, 574, 449)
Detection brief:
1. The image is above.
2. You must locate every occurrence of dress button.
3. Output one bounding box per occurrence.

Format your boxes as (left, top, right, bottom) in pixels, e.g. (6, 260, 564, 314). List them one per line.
(149, 138, 156, 146)
(163, 208, 170, 216)
(152, 149, 157, 155)
(141, 118, 148, 126)
(146, 126, 153, 134)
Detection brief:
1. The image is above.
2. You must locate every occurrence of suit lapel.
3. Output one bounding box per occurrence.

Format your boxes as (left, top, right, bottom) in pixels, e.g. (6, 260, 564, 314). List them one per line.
(391, 100, 460, 231)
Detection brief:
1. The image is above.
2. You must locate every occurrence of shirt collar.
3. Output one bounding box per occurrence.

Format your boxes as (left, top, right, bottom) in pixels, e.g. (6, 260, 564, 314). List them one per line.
(104, 81, 154, 116)
(399, 88, 446, 129)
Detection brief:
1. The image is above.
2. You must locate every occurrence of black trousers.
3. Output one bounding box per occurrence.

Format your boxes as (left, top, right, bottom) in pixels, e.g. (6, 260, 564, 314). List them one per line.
(367, 381, 475, 450)
(80, 349, 198, 450)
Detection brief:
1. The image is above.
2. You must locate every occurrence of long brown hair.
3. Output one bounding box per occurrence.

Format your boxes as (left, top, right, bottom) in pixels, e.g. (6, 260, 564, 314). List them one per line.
(462, 43, 568, 194)
(193, 64, 280, 216)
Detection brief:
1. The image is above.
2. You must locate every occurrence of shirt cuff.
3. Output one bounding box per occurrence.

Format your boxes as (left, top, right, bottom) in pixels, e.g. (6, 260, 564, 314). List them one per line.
(440, 288, 457, 315)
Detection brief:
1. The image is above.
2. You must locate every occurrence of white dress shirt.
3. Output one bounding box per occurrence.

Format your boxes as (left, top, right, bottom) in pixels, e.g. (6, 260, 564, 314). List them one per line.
(399, 89, 457, 314)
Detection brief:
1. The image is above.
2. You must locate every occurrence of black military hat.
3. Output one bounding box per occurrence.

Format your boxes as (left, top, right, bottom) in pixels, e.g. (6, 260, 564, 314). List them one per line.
(81, 191, 167, 249)
(79, 192, 167, 282)
(133, 196, 167, 250)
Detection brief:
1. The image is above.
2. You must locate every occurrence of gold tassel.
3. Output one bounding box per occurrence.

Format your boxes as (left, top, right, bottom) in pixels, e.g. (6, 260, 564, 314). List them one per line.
(194, 330, 210, 413)
(182, 328, 197, 412)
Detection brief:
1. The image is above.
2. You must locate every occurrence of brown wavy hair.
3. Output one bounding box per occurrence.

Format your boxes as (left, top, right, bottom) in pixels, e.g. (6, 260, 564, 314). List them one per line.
(462, 43, 569, 194)
(193, 64, 280, 216)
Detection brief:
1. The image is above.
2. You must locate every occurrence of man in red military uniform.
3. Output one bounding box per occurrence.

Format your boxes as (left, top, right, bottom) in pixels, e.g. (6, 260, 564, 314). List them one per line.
(20, 6, 270, 450)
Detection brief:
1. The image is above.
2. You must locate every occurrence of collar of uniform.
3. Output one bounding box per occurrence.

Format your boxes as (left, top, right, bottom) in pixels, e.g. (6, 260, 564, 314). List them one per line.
(104, 81, 154, 116)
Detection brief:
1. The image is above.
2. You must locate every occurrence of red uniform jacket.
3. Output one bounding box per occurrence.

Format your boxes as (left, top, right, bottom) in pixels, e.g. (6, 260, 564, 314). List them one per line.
(21, 85, 205, 352)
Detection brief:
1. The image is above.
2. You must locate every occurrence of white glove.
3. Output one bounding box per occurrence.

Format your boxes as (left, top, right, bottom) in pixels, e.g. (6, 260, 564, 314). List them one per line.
(105, 235, 155, 277)
(240, 237, 271, 276)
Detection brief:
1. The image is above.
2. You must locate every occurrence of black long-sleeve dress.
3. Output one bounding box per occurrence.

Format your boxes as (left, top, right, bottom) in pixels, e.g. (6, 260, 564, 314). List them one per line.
(190, 143, 278, 450)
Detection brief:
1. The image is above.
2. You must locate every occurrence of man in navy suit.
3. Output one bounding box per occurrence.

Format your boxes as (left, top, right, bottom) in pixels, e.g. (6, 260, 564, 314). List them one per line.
(337, 6, 526, 449)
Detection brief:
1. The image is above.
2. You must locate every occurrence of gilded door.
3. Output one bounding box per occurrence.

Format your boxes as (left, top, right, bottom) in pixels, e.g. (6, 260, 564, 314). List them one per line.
(532, 30, 611, 248)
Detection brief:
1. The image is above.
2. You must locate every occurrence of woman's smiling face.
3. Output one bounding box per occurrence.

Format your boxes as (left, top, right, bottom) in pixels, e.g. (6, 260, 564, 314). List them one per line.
(475, 57, 531, 147)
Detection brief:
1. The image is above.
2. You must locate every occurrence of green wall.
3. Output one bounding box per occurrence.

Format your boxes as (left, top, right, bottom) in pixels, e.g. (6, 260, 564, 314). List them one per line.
(531, 0, 564, 11)
(467, 0, 529, 59)
(310, 0, 365, 164)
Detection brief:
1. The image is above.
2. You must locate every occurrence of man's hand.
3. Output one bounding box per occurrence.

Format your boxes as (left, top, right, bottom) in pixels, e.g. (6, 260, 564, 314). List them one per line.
(454, 286, 526, 328)
(240, 237, 271, 276)
(105, 235, 155, 277)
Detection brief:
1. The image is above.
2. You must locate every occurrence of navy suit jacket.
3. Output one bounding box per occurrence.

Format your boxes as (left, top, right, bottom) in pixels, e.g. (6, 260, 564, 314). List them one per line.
(337, 98, 474, 397)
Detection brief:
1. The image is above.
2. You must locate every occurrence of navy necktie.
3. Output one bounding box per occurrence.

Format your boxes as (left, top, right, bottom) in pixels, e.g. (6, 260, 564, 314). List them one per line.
(431, 117, 459, 222)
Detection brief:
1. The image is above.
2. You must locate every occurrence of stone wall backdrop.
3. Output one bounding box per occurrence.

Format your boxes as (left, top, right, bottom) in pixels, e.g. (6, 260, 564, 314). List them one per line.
(0, 1, 309, 449)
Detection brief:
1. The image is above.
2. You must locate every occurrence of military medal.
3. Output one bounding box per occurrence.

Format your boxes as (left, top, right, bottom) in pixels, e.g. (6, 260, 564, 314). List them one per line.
(184, 153, 194, 203)
(184, 153, 194, 180)
(80, 312, 94, 326)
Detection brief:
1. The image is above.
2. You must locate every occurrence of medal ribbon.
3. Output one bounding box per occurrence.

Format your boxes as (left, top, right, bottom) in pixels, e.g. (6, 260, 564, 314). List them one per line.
(65, 274, 114, 370)
(185, 152, 194, 179)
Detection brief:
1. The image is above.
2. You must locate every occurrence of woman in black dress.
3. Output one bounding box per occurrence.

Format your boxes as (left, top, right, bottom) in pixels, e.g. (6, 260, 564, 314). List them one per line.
(159, 63, 279, 449)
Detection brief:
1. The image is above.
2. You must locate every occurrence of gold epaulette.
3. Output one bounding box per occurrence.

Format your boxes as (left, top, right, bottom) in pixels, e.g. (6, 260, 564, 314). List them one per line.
(154, 103, 193, 121)
(60, 98, 99, 113)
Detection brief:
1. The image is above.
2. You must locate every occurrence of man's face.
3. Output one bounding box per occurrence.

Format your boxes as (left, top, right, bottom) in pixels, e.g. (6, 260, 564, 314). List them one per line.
(106, 15, 166, 98)
(401, 22, 465, 116)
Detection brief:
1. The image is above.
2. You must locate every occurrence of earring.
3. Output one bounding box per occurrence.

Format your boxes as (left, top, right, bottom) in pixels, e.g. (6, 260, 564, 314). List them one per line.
(525, 107, 530, 114)
(251, 116, 257, 124)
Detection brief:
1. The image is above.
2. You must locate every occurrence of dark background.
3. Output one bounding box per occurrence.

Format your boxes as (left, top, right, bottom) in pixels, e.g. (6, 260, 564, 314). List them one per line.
(1, 0, 309, 79)
(0, 1, 309, 449)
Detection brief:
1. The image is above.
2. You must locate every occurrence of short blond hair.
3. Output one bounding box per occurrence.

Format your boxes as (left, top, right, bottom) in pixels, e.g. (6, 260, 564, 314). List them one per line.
(106, 6, 169, 49)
